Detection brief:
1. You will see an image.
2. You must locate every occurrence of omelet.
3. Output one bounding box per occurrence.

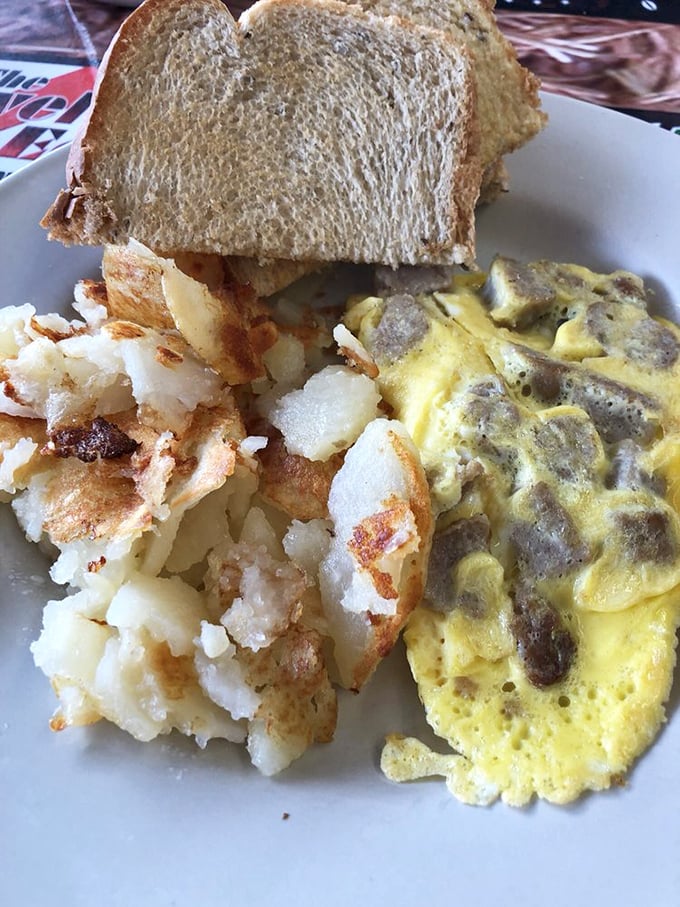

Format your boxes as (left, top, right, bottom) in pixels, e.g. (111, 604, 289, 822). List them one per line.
(346, 258, 680, 806)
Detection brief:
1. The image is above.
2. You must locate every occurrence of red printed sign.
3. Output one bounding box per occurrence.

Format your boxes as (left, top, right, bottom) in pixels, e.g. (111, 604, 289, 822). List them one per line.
(0, 60, 96, 180)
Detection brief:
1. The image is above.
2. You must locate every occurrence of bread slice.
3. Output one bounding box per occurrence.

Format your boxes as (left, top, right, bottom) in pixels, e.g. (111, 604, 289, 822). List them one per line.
(345, 0, 546, 167)
(41, 0, 482, 267)
(478, 156, 509, 206)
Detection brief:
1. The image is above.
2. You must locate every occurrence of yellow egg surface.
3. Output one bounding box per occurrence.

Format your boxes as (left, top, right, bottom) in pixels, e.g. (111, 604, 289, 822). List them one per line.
(347, 258, 680, 806)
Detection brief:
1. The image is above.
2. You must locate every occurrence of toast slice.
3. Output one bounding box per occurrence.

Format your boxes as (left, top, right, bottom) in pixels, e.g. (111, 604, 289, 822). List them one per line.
(42, 0, 482, 267)
(346, 0, 546, 167)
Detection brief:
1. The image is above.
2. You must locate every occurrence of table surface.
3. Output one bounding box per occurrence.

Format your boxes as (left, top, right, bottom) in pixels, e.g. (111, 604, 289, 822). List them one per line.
(0, 0, 677, 180)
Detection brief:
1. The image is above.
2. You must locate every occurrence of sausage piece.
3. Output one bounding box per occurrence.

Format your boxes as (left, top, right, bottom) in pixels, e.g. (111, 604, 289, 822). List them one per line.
(511, 582, 576, 687)
(509, 482, 591, 579)
(370, 294, 429, 363)
(424, 515, 491, 612)
(503, 344, 660, 445)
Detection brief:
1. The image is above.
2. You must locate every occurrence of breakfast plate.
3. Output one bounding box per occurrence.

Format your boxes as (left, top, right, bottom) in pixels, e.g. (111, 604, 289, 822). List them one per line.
(1, 92, 679, 907)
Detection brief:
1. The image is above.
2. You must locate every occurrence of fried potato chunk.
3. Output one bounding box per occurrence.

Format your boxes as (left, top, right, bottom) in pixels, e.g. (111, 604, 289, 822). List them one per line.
(317, 418, 433, 690)
(257, 433, 343, 520)
(103, 241, 279, 384)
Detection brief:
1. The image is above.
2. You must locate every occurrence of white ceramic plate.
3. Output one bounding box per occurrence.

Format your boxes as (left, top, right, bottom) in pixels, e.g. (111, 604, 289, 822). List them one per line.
(1, 93, 679, 907)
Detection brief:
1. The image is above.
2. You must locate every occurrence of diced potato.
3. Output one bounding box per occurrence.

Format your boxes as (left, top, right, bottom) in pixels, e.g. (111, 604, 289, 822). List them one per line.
(269, 365, 380, 461)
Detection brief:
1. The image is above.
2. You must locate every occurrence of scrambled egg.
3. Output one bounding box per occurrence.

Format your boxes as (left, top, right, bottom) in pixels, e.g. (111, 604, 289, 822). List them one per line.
(347, 258, 680, 806)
